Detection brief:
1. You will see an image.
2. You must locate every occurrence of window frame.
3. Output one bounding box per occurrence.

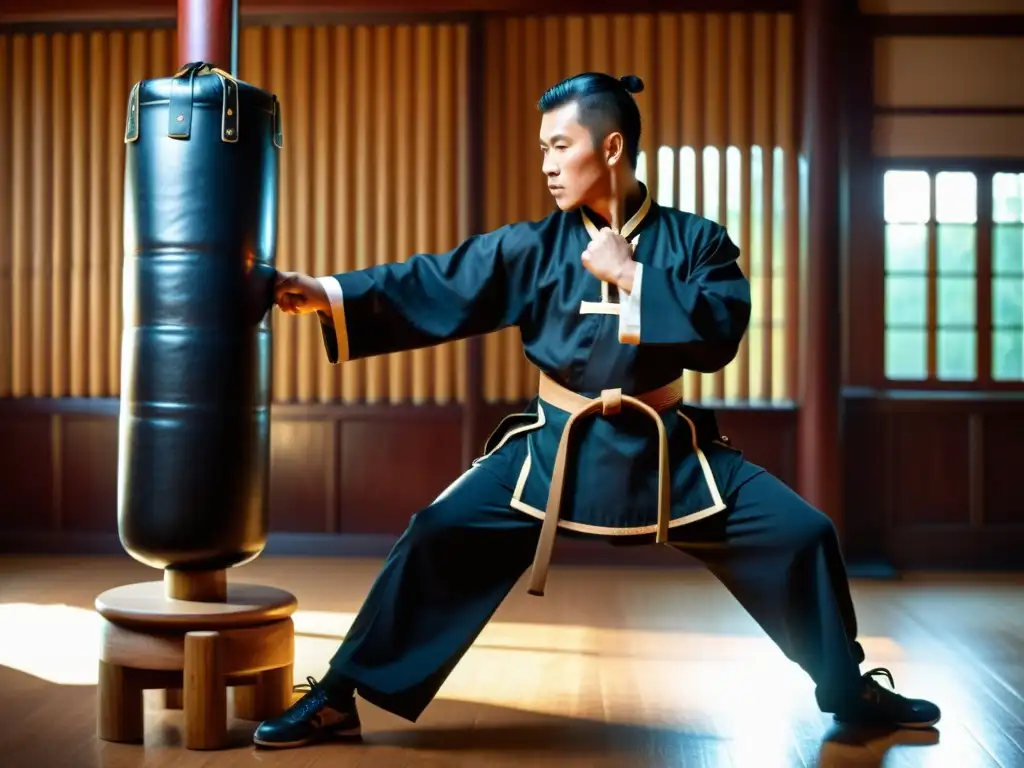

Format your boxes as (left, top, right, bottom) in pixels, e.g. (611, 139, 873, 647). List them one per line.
(876, 157, 1024, 392)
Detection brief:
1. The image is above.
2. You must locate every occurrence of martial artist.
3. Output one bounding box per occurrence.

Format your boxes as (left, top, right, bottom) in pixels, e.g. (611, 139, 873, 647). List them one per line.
(254, 72, 941, 749)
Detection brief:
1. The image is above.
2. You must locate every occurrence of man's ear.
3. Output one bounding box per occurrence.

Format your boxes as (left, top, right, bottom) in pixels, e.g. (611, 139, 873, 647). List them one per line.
(604, 132, 625, 168)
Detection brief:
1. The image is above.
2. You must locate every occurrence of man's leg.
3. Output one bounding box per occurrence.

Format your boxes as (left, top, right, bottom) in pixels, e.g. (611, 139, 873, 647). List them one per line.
(254, 440, 540, 748)
(668, 462, 940, 729)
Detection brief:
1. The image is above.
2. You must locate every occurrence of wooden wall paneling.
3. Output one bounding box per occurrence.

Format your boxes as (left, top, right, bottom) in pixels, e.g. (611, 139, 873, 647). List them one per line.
(0, 411, 56, 532)
(268, 418, 338, 532)
(981, 413, 1024, 525)
(0, 400, 800, 566)
(886, 411, 971, 526)
(60, 414, 119, 532)
(0, 0, 801, 27)
(338, 409, 465, 534)
(842, 392, 1024, 569)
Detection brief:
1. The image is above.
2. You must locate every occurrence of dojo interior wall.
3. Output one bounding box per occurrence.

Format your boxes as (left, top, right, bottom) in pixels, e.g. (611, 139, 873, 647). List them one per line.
(0, 12, 800, 409)
(0, 11, 804, 565)
(840, 0, 1024, 570)
(1, 0, 1022, 570)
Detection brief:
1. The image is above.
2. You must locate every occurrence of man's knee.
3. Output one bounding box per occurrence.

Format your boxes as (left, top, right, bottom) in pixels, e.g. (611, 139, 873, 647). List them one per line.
(783, 500, 839, 554)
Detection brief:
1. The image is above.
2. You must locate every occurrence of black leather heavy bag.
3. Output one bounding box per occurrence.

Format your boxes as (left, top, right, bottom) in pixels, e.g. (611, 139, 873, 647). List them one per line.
(118, 62, 282, 572)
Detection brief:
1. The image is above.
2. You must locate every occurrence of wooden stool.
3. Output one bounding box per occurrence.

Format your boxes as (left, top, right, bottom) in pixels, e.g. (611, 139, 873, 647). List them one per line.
(95, 570, 298, 750)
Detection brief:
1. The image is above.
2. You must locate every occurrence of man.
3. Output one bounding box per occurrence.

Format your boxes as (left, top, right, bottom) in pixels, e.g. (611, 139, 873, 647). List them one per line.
(254, 72, 940, 749)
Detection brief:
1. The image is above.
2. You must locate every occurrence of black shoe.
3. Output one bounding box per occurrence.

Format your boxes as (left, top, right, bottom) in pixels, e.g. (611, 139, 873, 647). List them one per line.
(253, 676, 361, 749)
(833, 668, 941, 730)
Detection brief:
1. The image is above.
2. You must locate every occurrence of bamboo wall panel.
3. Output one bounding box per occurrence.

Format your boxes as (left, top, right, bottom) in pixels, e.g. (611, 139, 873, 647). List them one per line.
(0, 22, 469, 405)
(482, 12, 801, 405)
(238, 23, 470, 405)
(0, 28, 178, 399)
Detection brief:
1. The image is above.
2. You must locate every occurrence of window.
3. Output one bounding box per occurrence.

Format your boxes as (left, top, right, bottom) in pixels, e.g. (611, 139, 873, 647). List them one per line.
(992, 172, 1024, 381)
(882, 169, 1024, 385)
(638, 145, 797, 406)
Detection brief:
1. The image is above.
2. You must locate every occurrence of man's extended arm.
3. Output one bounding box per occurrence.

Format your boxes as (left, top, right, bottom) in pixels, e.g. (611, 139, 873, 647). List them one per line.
(315, 223, 537, 364)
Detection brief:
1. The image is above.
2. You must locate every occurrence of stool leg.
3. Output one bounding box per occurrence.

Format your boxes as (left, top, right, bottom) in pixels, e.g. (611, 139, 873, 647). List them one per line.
(183, 630, 227, 750)
(163, 689, 183, 709)
(235, 664, 294, 721)
(97, 660, 144, 743)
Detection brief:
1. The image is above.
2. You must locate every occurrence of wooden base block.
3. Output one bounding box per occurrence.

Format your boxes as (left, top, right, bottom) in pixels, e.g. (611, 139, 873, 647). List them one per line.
(97, 660, 144, 743)
(95, 580, 297, 750)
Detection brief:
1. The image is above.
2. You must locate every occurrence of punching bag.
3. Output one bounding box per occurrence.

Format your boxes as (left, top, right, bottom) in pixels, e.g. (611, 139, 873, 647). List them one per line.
(118, 62, 281, 572)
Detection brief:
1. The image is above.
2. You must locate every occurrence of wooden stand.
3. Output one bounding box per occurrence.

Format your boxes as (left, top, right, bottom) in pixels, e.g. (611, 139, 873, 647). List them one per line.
(95, 569, 298, 750)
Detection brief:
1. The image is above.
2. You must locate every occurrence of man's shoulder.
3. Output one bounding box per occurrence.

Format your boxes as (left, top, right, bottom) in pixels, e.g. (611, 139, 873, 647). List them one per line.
(654, 205, 728, 240)
(652, 205, 738, 262)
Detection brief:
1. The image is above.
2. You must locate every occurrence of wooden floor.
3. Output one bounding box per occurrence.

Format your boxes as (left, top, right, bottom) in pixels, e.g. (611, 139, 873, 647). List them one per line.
(0, 555, 1022, 768)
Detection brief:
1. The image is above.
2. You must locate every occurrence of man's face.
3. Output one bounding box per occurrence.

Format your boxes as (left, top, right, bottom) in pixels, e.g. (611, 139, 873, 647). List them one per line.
(539, 101, 609, 211)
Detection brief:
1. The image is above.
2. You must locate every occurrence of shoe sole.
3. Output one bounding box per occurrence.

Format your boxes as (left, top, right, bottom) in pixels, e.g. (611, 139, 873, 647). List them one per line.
(254, 726, 362, 749)
(833, 714, 941, 730)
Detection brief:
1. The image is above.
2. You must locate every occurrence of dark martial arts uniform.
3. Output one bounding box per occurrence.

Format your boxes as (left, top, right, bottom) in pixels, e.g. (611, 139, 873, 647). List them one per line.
(311, 183, 867, 722)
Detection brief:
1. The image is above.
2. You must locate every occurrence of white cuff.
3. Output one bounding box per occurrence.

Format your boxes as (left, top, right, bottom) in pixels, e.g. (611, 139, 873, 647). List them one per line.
(317, 275, 350, 363)
(617, 262, 643, 345)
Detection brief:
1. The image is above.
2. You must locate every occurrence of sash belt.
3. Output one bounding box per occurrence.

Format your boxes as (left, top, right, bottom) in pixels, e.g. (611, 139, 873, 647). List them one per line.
(526, 373, 683, 597)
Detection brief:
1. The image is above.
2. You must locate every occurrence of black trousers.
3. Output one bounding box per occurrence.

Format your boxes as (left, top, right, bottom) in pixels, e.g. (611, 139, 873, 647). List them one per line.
(327, 438, 866, 722)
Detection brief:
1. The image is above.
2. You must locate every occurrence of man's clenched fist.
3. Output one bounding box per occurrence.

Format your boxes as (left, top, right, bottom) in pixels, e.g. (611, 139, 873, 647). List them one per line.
(275, 271, 329, 315)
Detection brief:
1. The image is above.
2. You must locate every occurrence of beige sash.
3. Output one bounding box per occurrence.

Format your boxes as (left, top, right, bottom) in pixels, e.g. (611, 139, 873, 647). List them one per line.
(526, 373, 682, 596)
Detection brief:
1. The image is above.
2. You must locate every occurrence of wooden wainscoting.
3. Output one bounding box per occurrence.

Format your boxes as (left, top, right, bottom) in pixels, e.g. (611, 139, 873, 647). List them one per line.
(842, 390, 1024, 570)
(0, 399, 798, 567)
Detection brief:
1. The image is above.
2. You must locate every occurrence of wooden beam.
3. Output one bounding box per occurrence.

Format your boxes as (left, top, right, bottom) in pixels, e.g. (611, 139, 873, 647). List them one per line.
(797, 0, 843, 527)
(1, 0, 798, 26)
(177, 0, 235, 71)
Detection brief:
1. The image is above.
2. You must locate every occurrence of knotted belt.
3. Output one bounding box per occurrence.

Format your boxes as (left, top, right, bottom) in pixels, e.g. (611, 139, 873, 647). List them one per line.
(526, 373, 683, 597)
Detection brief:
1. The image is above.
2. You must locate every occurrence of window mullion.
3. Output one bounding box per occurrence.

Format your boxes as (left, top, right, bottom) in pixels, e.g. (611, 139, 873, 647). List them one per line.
(927, 174, 938, 381)
(977, 173, 993, 386)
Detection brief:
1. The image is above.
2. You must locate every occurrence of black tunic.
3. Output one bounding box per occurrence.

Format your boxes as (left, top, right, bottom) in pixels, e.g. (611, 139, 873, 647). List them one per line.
(317, 184, 752, 536)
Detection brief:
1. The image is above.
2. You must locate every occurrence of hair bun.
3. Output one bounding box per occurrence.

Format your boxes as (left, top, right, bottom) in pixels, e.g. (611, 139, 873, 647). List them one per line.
(619, 74, 644, 94)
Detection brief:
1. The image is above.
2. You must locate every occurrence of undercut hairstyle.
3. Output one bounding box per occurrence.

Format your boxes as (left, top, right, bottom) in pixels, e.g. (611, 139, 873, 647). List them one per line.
(537, 72, 645, 168)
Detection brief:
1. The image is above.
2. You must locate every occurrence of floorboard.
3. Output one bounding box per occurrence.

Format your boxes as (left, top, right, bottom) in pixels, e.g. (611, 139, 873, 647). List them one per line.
(0, 555, 1021, 767)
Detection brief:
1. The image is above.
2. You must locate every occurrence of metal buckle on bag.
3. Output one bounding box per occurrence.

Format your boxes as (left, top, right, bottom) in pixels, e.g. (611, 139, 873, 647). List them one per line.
(167, 62, 241, 143)
(167, 63, 199, 139)
(124, 81, 141, 143)
(219, 73, 239, 143)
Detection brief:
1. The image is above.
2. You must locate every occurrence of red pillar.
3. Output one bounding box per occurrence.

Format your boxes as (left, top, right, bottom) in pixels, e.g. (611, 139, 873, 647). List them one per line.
(798, 0, 843, 527)
(177, 0, 237, 73)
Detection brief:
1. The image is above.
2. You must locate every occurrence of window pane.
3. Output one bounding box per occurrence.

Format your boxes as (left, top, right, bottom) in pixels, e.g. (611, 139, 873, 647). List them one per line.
(773, 148, 786, 274)
(656, 146, 673, 207)
(726, 146, 742, 237)
(679, 147, 698, 215)
(885, 224, 928, 272)
(885, 329, 927, 380)
(772, 276, 787, 324)
(993, 225, 1023, 276)
(993, 172, 1024, 225)
(936, 224, 976, 274)
(993, 276, 1023, 329)
(703, 146, 720, 222)
(935, 171, 977, 224)
(993, 329, 1024, 381)
(749, 146, 764, 277)
(937, 328, 976, 381)
(938, 276, 976, 327)
(885, 276, 927, 326)
(884, 170, 930, 224)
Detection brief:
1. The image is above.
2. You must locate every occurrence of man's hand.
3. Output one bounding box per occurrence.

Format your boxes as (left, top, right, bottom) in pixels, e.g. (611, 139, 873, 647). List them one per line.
(275, 271, 330, 315)
(581, 228, 637, 293)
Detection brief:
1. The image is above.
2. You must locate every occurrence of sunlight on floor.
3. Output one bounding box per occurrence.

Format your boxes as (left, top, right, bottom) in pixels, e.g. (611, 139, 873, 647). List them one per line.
(0, 599, 906, 735)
